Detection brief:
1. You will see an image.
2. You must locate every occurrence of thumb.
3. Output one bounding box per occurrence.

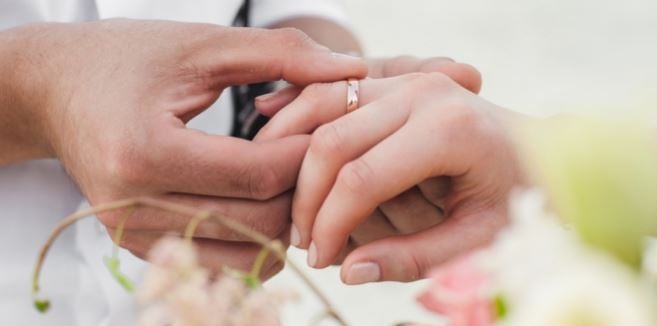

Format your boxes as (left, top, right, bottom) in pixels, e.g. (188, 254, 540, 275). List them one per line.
(339, 212, 504, 284)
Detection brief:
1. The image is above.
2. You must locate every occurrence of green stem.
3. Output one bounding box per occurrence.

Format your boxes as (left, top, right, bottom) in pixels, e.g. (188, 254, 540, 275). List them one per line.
(104, 207, 136, 292)
(31, 197, 348, 325)
(250, 247, 270, 279)
(183, 211, 210, 244)
(111, 207, 133, 256)
(31, 198, 140, 312)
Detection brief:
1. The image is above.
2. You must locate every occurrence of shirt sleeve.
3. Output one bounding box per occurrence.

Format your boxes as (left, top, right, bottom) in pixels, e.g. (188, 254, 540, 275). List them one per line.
(250, 0, 349, 28)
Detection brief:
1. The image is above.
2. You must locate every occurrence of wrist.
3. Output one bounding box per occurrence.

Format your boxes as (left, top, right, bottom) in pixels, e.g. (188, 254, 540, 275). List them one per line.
(0, 24, 57, 163)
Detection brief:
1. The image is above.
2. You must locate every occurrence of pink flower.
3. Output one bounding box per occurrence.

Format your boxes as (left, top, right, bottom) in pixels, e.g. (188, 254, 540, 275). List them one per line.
(418, 254, 493, 326)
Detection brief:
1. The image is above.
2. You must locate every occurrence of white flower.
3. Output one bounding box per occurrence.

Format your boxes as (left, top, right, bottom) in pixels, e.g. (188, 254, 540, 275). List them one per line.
(482, 189, 582, 303)
(148, 237, 198, 271)
(503, 256, 657, 326)
(138, 237, 203, 304)
(482, 189, 657, 326)
(137, 237, 295, 326)
(237, 290, 281, 326)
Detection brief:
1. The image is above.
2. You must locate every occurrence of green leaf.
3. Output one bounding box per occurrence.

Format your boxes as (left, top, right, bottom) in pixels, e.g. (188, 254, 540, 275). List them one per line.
(241, 274, 261, 289)
(103, 256, 135, 292)
(521, 116, 657, 268)
(33, 299, 51, 313)
(493, 294, 508, 319)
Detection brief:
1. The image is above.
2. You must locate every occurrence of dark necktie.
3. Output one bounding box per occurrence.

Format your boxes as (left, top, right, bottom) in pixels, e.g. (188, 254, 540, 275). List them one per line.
(230, 0, 273, 140)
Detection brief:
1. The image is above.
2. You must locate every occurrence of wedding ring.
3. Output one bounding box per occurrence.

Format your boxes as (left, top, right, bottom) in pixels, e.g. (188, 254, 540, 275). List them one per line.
(346, 78, 360, 113)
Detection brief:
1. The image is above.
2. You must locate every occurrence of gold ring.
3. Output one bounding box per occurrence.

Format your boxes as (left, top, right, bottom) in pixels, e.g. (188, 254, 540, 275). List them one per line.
(346, 78, 360, 113)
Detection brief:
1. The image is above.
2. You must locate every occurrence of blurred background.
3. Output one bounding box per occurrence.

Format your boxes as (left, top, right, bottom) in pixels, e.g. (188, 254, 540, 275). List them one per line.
(349, 0, 657, 116)
(271, 0, 657, 324)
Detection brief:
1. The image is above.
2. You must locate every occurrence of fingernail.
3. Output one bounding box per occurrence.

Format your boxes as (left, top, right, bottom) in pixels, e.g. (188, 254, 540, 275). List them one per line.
(255, 89, 281, 102)
(290, 225, 301, 247)
(344, 262, 381, 285)
(308, 242, 318, 267)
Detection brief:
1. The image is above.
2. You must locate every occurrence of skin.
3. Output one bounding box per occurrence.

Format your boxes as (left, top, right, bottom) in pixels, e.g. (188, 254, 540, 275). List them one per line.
(0, 19, 367, 278)
(256, 73, 528, 283)
(256, 54, 483, 264)
(0, 16, 482, 280)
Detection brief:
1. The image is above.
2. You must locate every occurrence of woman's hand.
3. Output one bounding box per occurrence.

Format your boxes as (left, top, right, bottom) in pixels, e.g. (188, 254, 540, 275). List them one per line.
(256, 73, 527, 283)
(254, 56, 481, 268)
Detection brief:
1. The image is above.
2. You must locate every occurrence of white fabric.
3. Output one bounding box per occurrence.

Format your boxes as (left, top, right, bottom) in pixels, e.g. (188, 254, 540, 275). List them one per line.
(0, 0, 346, 325)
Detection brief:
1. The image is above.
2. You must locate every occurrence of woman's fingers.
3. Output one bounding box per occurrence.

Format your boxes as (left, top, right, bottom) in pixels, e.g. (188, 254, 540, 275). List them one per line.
(255, 82, 348, 141)
(308, 124, 441, 268)
(291, 93, 413, 250)
(339, 211, 506, 284)
(254, 85, 302, 118)
(255, 78, 394, 142)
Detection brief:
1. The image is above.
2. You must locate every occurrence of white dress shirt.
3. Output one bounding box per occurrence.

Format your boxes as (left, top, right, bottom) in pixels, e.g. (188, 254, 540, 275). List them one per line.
(0, 1, 346, 325)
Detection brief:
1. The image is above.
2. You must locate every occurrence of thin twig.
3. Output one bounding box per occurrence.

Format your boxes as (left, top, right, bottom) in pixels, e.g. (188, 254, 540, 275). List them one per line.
(250, 247, 271, 280)
(32, 198, 140, 293)
(111, 207, 135, 257)
(32, 197, 348, 325)
(183, 210, 210, 243)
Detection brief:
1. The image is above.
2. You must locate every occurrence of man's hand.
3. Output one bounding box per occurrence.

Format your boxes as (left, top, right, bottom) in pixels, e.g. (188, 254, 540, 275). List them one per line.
(1, 19, 367, 278)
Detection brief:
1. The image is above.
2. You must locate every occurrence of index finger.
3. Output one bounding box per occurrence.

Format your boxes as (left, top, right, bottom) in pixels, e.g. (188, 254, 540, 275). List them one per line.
(308, 125, 440, 268)
(194, 26, 368, 87)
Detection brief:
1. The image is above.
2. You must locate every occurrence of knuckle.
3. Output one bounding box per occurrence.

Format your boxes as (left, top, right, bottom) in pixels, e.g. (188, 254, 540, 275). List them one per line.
(405, 254, 426, 281)
(396, 71, 426, 84)
(423, 61, 482, 93)
(337, 159, 374, 194)
(310, 123, 346, 157)
(418, 72, 455, 90)
(424, 100, 479, 144)
(276, 27, 314, 48)
(444, 99, 478, 128)
(247, 163, 285, 200)
(394, 247, 425, 282)
(416, 57, 454, 73)
(104, 144, 151, 188)
(245, 205, 291, 239)
(297, 83, 328, 108)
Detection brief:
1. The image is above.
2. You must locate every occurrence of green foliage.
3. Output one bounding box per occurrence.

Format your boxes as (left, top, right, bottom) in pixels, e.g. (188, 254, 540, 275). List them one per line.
(103, 256, 135, 292)
(493, 294, 508, 319)
(522, 116, 657, 268)
(241, 274, 261, 289)
(33, 299, 51, 313)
